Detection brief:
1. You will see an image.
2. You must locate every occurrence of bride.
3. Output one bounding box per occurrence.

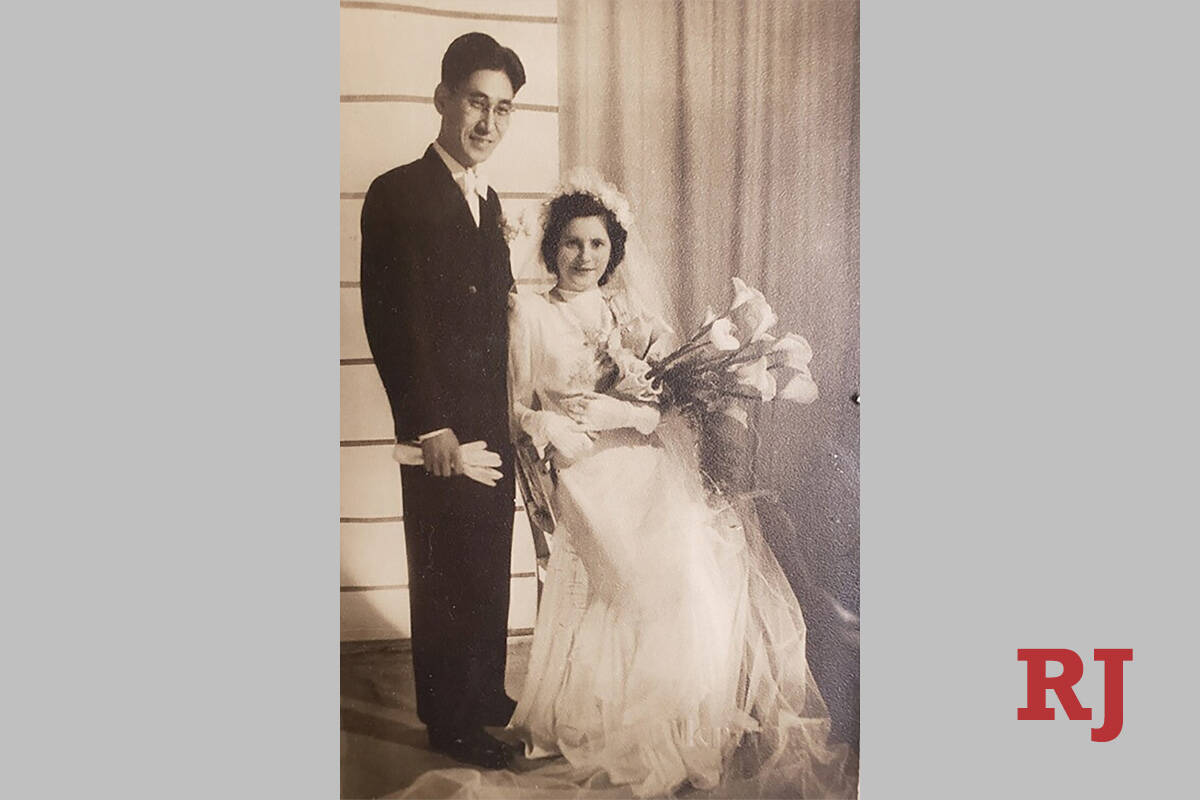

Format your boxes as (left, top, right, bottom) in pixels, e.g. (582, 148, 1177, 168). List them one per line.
(402, 173, 853, 798)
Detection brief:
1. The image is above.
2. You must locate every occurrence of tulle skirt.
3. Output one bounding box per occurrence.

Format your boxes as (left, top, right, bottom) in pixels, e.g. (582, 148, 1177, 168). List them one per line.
(400, 418, 853, 799)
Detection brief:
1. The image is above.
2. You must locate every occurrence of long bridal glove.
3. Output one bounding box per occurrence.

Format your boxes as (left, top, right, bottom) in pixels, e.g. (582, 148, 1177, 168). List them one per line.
(520, 409, 595, 461)
(561, 392, 660, 435)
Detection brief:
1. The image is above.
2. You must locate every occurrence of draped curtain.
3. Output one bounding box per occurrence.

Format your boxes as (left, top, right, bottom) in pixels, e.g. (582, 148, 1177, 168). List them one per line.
(558, 0, 859, 742)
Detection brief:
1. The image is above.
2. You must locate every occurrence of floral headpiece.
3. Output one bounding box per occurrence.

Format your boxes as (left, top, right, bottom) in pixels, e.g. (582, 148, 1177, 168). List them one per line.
(541, 167, 636, 232)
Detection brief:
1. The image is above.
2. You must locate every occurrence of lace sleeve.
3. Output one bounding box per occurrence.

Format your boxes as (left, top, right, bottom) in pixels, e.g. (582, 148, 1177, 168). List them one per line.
(507, 292, 541, 442)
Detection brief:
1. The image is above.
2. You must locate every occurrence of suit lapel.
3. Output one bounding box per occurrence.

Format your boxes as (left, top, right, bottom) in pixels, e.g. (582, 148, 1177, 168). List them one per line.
(422, 146, 478, 234)
(478, 190, 497, 234)
(420, 148, 510, 291)
(481, 191, 514, 292)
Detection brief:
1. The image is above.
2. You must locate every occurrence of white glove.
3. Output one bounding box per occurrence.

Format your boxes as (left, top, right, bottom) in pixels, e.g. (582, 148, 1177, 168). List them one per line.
(560, 392, 660, 435)
(520, 409, 595, 461)
(392, 440, 503, 487)
(455, 441, 503, 486)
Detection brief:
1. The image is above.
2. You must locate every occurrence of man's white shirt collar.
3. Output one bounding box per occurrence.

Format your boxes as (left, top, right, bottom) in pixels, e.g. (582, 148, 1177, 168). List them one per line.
(432, 141, 489, 200)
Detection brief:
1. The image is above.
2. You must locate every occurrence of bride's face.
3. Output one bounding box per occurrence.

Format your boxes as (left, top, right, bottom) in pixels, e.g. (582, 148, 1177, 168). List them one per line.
(554, 216, 611, 293)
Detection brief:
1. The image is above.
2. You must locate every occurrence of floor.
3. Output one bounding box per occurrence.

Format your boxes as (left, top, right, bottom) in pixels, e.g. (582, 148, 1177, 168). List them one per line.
(341, 635, 858, 799)
(340, 637, 533, 799)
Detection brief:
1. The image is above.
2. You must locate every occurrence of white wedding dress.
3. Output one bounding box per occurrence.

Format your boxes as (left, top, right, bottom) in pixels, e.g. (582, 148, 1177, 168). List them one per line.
(399, 287, 853, 799)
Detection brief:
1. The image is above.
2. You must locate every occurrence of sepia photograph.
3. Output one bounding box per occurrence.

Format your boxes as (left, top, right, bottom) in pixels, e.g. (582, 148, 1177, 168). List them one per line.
(340, 1, 859, 796)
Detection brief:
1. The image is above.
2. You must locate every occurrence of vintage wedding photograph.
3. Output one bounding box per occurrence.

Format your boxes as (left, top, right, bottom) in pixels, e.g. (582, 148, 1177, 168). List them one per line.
(340, 1, 859, 797)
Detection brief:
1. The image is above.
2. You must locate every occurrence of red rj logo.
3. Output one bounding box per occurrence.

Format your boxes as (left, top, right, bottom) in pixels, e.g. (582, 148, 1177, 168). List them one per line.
(1017, 648, 1133, 742)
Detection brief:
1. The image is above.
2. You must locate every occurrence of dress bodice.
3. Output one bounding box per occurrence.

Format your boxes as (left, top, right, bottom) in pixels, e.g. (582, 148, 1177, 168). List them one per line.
(509, 286, 678, 422)
(510, 288, 619, 418)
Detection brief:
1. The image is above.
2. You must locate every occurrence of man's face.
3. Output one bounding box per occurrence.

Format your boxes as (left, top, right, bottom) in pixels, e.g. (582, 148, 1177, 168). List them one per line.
(434, 69, 515, 168)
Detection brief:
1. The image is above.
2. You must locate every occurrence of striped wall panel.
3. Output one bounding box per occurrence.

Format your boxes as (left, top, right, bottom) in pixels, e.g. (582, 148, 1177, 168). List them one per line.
(340, 199, 364, 284)
(341, 522, 412, 586)
(340, 3, 558, 108)
(339, 290, 373, 363)
(341, 575, 539, 642)
(342, 0, 557, 23)
(340, 364, 392, 441)
(341, 445, 405, 519)
(340, 512, 538, 589)
(340, 102, 560, 194)
(340, 0, 558, 640)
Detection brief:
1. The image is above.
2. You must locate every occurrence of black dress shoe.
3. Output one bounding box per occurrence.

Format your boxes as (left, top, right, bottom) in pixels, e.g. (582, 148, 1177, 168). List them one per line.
(479, 694, 518, 727)
(427, 726, 513, 770)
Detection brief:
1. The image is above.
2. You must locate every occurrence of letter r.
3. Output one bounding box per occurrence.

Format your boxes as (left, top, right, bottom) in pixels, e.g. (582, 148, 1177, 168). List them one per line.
(1017, 648, 1092, 721)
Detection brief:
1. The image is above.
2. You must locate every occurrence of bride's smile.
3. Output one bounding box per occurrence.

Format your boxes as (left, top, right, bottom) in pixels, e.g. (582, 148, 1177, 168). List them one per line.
(554, 215, 612, 293)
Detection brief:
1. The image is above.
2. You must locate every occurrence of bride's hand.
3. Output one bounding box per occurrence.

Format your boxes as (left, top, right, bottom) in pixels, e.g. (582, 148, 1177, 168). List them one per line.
(562, 392, 660, 434)
(546, 415, 595, 460)
(522, 410, 595, 461)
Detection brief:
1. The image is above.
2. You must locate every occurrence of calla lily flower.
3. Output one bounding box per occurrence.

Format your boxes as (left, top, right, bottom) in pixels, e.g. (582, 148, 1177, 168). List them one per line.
(619, 314, 655, 359)
(729, 276, 758, 309)
(641, 277, 817, 420)
(728, 277, 778, 343)
(776, 368, 819, 403)
(723, 402, 750, 428)
(707, 317, 741, 351)
(732, 356, 777, 401)
(770, 333, 814, 369)
(613, 354, 662, 402)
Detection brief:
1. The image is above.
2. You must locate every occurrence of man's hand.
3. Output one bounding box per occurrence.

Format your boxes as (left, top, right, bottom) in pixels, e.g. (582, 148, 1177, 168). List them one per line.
(421, 429, 462, 477)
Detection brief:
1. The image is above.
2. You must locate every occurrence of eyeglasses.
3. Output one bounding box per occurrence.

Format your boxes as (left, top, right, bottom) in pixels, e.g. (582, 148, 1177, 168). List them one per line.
(459, 91, 515, 121)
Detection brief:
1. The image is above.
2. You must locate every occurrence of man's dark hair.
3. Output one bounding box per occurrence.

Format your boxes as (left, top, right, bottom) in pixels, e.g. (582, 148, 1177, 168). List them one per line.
(441, 32, 526, 93)
(540, 193, 629, 286)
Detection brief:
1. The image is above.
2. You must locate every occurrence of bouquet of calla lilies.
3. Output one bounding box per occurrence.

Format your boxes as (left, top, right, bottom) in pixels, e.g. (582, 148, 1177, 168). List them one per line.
(642, 277, 819, 425)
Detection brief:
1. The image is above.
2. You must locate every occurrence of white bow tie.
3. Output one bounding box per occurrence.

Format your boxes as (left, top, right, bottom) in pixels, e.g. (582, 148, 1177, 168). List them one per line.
(459, 168, 489, 200)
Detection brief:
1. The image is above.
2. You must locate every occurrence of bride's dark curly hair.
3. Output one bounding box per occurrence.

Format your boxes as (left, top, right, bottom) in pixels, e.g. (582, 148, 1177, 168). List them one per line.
(540, 192, 628, 286)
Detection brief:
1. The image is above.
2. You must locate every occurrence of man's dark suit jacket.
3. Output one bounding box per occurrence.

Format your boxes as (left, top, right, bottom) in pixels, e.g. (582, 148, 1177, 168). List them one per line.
(359, 146, 513, 448)
(359, 146, 515, 732)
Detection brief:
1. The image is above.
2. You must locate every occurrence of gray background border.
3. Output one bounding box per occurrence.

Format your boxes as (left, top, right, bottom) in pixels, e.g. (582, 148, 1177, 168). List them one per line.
(4, 1, 1197, 797)
(862, 1, 1197, 796)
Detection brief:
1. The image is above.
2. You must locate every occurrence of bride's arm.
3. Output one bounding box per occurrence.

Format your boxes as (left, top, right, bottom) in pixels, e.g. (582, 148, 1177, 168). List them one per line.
(507, 293, 538, 440)
(508, 294, 594, 459)
(563, 393, 660, 435)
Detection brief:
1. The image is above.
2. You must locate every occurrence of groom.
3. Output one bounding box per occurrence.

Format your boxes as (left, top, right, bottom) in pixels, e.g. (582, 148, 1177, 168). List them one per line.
(359, 33, 523, 769)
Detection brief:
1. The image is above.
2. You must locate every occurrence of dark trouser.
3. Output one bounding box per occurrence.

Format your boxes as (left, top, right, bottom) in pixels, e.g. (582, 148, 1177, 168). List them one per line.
(400, 456, 515, 733)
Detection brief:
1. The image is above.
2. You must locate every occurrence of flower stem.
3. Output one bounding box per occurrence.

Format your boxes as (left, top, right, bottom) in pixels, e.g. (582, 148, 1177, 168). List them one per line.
(648, 340, 706, 377)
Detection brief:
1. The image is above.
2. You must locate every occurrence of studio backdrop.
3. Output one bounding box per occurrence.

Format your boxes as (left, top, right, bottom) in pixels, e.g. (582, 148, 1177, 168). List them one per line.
(557, 0, 859, 743)
(339, 0, 858, 742)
